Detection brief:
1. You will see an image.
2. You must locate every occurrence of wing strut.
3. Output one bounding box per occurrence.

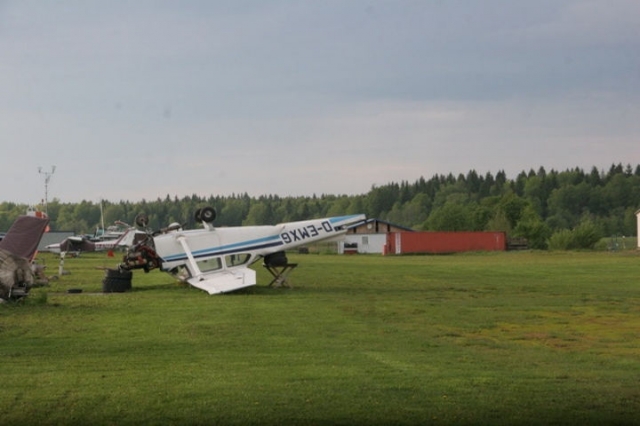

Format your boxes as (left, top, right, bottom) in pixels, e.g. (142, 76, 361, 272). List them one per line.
(175, 234, 256, 295)
(176, 235, 203, 279)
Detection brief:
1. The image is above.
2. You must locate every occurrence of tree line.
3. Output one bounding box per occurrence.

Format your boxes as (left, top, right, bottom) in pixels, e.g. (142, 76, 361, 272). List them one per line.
(1, 163, 638, 250)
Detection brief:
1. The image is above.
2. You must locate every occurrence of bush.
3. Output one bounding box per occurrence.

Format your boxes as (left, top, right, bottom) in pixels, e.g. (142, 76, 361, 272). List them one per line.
(548, 219, 603, 250)
(548, 229, 575, 250)
(513, 206, 550, 249)
(572, 219, 602, 249)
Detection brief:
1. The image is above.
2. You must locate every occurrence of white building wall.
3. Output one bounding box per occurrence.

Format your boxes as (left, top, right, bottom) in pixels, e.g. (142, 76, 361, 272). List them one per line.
(637, 210, 640, 248)
(340, 234, 388, 254)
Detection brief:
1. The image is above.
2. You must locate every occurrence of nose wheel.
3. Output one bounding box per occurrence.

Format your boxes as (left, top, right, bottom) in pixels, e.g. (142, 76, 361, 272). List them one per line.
(135, 213, 149, 228)
(194, 207, 216, 223)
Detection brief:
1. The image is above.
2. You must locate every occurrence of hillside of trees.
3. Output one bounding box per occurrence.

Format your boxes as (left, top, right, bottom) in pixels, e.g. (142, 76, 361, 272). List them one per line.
(1, 164, 639, 250)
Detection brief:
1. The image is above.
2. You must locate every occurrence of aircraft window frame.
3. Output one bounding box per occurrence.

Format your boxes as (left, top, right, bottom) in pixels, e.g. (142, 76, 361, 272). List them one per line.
(197, 257, 223, 273)
(168, 265, 191, 281)
(225, 253, 251, 268)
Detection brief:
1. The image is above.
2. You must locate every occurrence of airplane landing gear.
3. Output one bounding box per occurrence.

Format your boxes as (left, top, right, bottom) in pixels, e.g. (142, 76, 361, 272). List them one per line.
(194, 207, 216, 223)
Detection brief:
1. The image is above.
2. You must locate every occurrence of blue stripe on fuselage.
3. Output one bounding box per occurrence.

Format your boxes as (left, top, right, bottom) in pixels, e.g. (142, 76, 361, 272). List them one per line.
(162, 234, 283, 263)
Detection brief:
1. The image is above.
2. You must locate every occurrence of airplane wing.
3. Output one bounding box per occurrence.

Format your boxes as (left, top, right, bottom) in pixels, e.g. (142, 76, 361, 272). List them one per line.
(186, 267, 256, 295)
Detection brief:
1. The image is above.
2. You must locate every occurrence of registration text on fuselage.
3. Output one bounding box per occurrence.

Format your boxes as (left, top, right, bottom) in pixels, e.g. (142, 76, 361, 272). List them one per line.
(280, 220, 333, 244)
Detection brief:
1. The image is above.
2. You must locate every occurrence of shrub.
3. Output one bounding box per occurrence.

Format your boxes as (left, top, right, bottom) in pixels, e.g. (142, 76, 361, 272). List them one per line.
(513, 206, 550, 249)
(572, 219, 602, 249)
(548, 229, 575, 250)
(547, 218, 603, 250)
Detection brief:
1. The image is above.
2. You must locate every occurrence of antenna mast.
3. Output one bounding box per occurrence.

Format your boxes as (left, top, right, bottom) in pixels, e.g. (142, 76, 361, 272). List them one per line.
(38, 165, 56, 214)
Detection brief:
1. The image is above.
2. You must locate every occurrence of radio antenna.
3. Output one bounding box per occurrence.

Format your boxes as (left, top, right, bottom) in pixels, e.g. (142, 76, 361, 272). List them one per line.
(38, 165, 56, 214)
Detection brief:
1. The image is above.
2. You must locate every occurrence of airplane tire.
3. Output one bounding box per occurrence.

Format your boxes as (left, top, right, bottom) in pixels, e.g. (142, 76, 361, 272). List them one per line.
(200, 207, 216, 223)
(102, 268, 132, 293)
(135, 213, 149, 228)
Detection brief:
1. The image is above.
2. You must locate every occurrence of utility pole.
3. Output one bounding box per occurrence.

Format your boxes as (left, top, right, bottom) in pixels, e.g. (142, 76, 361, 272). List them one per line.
(38, 165, 56, 215)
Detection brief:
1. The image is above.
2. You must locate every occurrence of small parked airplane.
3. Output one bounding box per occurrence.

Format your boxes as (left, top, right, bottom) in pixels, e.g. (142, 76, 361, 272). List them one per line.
(118, 207, 365, 295)
(47, 225, 145, 255)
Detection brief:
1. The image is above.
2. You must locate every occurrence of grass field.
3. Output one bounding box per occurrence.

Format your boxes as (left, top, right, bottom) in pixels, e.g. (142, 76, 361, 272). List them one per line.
(2, 250, 640, 425)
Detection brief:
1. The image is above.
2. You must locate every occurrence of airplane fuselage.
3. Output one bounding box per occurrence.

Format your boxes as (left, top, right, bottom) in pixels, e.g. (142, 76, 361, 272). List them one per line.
(155, 215, 361, 271)
(120, 214, 365, 294)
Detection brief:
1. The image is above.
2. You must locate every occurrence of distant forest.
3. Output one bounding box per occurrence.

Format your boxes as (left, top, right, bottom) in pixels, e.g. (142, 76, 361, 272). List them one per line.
(1, 163, 639, 249)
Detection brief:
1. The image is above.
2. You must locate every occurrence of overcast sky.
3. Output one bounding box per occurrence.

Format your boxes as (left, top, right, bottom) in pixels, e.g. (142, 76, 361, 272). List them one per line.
(1, 1, 639, 204)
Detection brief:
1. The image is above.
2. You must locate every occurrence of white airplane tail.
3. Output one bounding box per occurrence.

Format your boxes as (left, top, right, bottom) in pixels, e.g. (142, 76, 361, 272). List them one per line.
(114, 228, 138, 248)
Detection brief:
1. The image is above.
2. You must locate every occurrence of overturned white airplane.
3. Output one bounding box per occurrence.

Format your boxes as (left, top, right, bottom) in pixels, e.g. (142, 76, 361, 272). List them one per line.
(118, 207, 365, 295)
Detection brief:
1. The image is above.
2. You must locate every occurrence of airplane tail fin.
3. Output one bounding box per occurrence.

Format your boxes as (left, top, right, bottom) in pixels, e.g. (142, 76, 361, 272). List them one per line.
(0, 215, 50, 300)
(114, 228, 137, 248)
(0, 215, 50, 261)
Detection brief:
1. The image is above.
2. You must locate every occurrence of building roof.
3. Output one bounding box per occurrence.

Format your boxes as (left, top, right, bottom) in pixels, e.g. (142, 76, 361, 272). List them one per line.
(347, 218, 415, 233)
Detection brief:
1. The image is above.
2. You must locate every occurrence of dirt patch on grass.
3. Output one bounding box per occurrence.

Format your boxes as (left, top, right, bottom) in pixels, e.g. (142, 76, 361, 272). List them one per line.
(477, 308, 640, 353)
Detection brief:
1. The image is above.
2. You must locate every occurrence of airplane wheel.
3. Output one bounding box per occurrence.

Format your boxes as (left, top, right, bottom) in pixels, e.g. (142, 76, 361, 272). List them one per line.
(199, 207, 216, 223)
(102, 268, 133, 293)
(135, 213, 149, 228)
(194, 208, 202, 222)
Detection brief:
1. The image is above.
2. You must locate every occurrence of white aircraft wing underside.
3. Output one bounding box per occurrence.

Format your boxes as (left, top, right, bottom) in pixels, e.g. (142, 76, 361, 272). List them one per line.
(186, 267, 257, 295)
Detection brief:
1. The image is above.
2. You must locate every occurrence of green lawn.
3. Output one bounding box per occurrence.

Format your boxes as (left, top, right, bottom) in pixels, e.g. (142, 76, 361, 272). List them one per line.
(2, 251, 640, 425)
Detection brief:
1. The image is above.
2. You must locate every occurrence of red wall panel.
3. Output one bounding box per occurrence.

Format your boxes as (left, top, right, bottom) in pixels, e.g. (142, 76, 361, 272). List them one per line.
(386, 232, 506, 254)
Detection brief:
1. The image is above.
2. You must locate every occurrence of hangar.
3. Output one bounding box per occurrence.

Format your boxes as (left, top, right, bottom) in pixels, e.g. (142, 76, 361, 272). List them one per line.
(39, 231, 74, 252)
(636, 209, 640, 249)
(339, 218, 507, 255)
(339, 219, 413, 254)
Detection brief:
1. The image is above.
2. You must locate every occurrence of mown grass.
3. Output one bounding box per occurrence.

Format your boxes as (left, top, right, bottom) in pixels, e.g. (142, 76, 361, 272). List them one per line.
(2, 250, 640, 425)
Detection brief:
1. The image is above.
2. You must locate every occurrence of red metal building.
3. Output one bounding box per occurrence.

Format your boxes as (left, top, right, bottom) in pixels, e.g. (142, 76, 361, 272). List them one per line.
(386, 231, 506, 254)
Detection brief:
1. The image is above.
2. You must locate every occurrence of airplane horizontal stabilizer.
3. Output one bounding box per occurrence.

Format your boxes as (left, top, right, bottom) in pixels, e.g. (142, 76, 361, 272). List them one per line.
(187, 268, 256, 295)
